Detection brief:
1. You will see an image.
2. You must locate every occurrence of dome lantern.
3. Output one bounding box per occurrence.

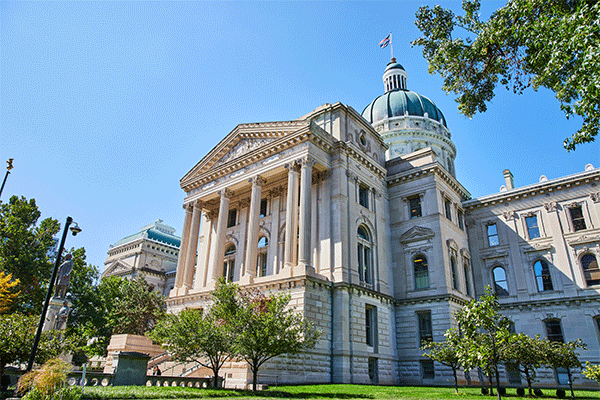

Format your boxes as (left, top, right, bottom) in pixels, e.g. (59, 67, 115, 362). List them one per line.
(382, 57, 407, 92)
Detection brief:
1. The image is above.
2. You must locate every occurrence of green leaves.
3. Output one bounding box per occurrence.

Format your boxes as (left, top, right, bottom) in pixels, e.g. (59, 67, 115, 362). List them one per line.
(413, 0, 600, 150)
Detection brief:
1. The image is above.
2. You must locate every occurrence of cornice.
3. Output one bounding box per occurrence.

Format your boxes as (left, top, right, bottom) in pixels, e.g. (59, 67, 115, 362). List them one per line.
(463, 168, 600, 210)
(386, 162, 471, 200)
(333, 141, 387, 180)
(394, 293, 470, 308)
(499, 293, 600, 311)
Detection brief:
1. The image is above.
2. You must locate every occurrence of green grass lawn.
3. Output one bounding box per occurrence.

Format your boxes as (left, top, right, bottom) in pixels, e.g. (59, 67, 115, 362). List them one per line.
(80, 384, 600, 400)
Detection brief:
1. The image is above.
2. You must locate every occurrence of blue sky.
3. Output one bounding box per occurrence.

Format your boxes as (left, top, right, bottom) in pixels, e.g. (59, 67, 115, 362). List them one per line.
(1, 1, 597, 271)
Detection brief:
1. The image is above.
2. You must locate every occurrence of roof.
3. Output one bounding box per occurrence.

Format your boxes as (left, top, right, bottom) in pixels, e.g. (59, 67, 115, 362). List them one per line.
(112, 219, 181, 248)
(361, 89, 447, 127)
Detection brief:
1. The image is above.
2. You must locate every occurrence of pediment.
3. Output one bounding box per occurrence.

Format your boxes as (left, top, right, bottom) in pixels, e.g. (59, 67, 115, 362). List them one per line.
(181, 120, 309, 186)
(102, 260, 133, 278)
(400, 226, 435, 244)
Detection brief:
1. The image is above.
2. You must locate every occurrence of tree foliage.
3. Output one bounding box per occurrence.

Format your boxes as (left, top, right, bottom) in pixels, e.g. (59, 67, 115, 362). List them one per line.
(0, 271, 20, 313)
(422, 328, 465, 394)
(583, 362, 600, 384)
(413, 0, 600, 150)
(544, 339, 585, 399)
(0, 196, 59, 314)
(149, 308, 233, 387)
(505, 333, 546, 396)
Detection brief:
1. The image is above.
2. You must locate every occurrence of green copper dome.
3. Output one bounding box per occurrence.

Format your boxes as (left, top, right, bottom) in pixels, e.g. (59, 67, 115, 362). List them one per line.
(362, 89, 447, 128)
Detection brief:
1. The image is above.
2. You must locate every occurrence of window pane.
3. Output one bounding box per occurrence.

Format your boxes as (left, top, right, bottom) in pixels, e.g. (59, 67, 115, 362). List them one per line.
(464, 263, 472, 297)
(487, 224, 499, 246)
(445, 200, 452, 221)
(493, 267, 509, 297)
(545, 320, 564, 342)
(414, 256, 429, 289)
(534, 260, 554, 291)
(582, 254, 600, 286)
(364, 247, 372, 284)
(227, 209, 237, 228)
(421, 360, 435, 379)
(570, 206, 586, 231)
(418, 312, 433, 344)
(451, 257, 458, 290)
(357, 226, 369, 240)
(260, 198, 268, 218)
(358, 243, 364, 282)
(258, 237, 268, 248)
(409, 197, 422, 219)
(458, 211, 464, 230)
(526, 216, 541, 239)
(359, 186, 369, 209)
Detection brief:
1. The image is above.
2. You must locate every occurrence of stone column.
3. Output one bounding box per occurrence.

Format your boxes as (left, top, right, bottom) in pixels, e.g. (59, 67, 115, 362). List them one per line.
(284, 162, 300, 269)
(244, 176, 266, 280)
(194, 209, 212, 290)
(173, 204, 192, 293)
(183, 201, 202, 290)
(298, 156, 315, 269)
(268, 188, 282, 274)
(210, 189, 232, 282)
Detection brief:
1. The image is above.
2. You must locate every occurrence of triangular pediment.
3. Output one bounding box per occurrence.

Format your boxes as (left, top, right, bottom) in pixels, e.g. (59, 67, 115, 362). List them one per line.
(400, 226, 435, 244)
(102, 260, 134, 278)
(181, 120, 310, 187)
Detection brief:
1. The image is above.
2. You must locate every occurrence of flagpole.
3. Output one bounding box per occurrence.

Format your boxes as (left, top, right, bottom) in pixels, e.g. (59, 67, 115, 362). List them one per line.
(390, 32, 394, 59)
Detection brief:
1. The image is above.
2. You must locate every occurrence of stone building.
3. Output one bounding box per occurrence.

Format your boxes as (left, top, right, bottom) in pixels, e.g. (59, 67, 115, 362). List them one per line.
(166, 59, 600, 388)
(103, 219, 181, 296)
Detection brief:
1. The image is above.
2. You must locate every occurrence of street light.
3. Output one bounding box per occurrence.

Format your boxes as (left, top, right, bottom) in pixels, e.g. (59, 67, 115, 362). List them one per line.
(27, 216, 82, 371)
(0, 158, 14, 201)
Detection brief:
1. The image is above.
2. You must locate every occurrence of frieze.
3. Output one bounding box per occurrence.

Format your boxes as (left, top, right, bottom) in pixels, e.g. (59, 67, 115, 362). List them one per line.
(217, 138, 273, 165)
(400, 226, 435, 244)
(480, 248, 509, 260)
(567, 234, 600, 247)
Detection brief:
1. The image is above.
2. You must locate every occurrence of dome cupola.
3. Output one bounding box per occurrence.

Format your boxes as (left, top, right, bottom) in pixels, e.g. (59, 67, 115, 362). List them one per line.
(361, 58, 457, 177)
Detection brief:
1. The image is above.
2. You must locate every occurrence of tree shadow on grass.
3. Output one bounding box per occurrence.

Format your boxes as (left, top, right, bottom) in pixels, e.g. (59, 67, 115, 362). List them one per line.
(211, 390, 373, 399)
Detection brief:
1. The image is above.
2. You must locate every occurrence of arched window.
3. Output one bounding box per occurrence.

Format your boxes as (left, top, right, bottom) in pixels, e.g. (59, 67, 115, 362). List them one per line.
(223, 244, 236, 282)
(582, 253, 600, 286)
(451, 256, 458, 290)
(493, 266, 509, 297)
(533, 260, 553, 291)
(357, 225, 373, 284)
(257, 236, 269, 277)
(414, 255, 429, 289)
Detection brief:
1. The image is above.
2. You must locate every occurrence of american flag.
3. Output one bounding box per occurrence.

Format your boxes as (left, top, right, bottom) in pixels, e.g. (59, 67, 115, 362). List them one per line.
(379, 34, 391, 49)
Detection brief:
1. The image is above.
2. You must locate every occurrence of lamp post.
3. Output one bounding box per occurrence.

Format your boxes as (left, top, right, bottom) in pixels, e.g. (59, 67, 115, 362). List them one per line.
(27, 216, 82, 371)
(0, 158, 14, 201)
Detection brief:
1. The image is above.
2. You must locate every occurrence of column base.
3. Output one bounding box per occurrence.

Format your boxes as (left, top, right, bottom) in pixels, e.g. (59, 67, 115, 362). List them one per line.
(278, 263, 315, 278)
(171, 286, 190, 297)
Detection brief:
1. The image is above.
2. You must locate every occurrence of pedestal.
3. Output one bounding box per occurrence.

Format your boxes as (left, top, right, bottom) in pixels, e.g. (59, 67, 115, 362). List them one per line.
(43, 298, 72, 332)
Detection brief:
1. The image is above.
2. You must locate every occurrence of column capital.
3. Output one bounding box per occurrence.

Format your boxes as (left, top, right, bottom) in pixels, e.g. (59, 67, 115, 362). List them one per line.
(193, 200, 203, 210)
(220, 188, 234, 199)
(270, 186, 284, 198)
(183, 203, 194, 212)
(285, 161, 301, 173)
(249, 175, 267, 186)
(301, 156, 316, 168)
(238, 198, 250, 209)
(544, 201, 558, 212)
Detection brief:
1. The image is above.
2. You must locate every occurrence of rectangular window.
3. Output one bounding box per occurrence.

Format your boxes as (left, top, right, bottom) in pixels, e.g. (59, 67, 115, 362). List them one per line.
(227, 209, 237, 228)
(223, 260, 235, 282)
(556, 368, 570, 385)
(368, 358, 378, 383)
(487, 224, 499, 246)
(545, 320, 564, 343)
(260, 198, 268, 218)
(418, 311, 433, 345)
(257, 253, 267, 277)
(444, 199, 452, 221)
(526, 215, 541, 239)
(458, 210, 464, 230)
(464, 263, 472, 297)
(569, 206, 587, 231)
(421, 360, 435, 380)
(359, 185, 369, 209)
(506, 363, 522, 385)
(365, 306, 377, 347)
(409, 196, 422, 219)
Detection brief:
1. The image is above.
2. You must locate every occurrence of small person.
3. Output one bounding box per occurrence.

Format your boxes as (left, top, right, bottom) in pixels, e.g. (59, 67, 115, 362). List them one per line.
(153, 366, 161, 376)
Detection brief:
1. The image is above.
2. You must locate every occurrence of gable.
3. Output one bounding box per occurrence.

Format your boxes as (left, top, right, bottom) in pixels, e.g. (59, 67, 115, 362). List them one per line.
(400, 226, 435, 244)
(102, 260, 134, 278)
(180, 120, 309, 187)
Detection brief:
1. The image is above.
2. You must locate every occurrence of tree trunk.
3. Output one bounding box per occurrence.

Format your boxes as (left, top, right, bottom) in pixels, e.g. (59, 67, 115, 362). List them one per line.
(495, 367, 502, 400)
(525, 370, 532, 396)
(452, 367, 458, 394)
(252, 367, 258, 392)
(567, 368, 575, 399)
(488, 373, 494, 395)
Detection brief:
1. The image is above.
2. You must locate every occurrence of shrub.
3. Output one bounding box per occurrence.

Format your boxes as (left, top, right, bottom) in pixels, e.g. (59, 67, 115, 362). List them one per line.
(17, 358, 75, 400)
(498, 387, 506, 396)
(533, 388, 543, 396)
(556, 388, 566, 398)
(481, 387, 489, 395)
(516, 387, 525, 396)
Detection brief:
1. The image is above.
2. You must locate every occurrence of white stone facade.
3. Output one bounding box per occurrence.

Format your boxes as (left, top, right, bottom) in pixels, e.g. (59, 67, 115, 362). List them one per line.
(166, 61, 600, 389)
(103, 219, 180, 296)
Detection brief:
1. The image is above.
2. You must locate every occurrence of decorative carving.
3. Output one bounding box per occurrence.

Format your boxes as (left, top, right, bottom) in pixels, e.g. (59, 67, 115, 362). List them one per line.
(503, 210, 516, 221)
(220, 188, 233, 199)
(460, 248, 471, 259)
(301, 156, 316, 168)
(284, 161, 301, 172)
(270, 187, 284, 197)
(249, 175, 267, 186)
(217, 138, 273, 165)
(400, 226, 435, 244)
(446, 239, 459, 252)
(565, 201, 581, 209)
(544, 201, 558, 212)
(591, 192, 600, 203)
(237, 198, 250, 209)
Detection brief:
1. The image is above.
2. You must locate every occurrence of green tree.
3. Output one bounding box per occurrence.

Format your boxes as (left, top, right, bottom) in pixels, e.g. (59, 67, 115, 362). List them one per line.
(149, 308, 233, 387)
(0, 314, 68, 380)
(214, 281, 320, 392)
(506, 333, 545, 396)
(413, 0, 600, 150)
(422, 328, 466, 394)
(583, 362, 600, 384)
(544, 339, 585, 399)
(0, 196, 59, 314)
(455, 287, 513, 400)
